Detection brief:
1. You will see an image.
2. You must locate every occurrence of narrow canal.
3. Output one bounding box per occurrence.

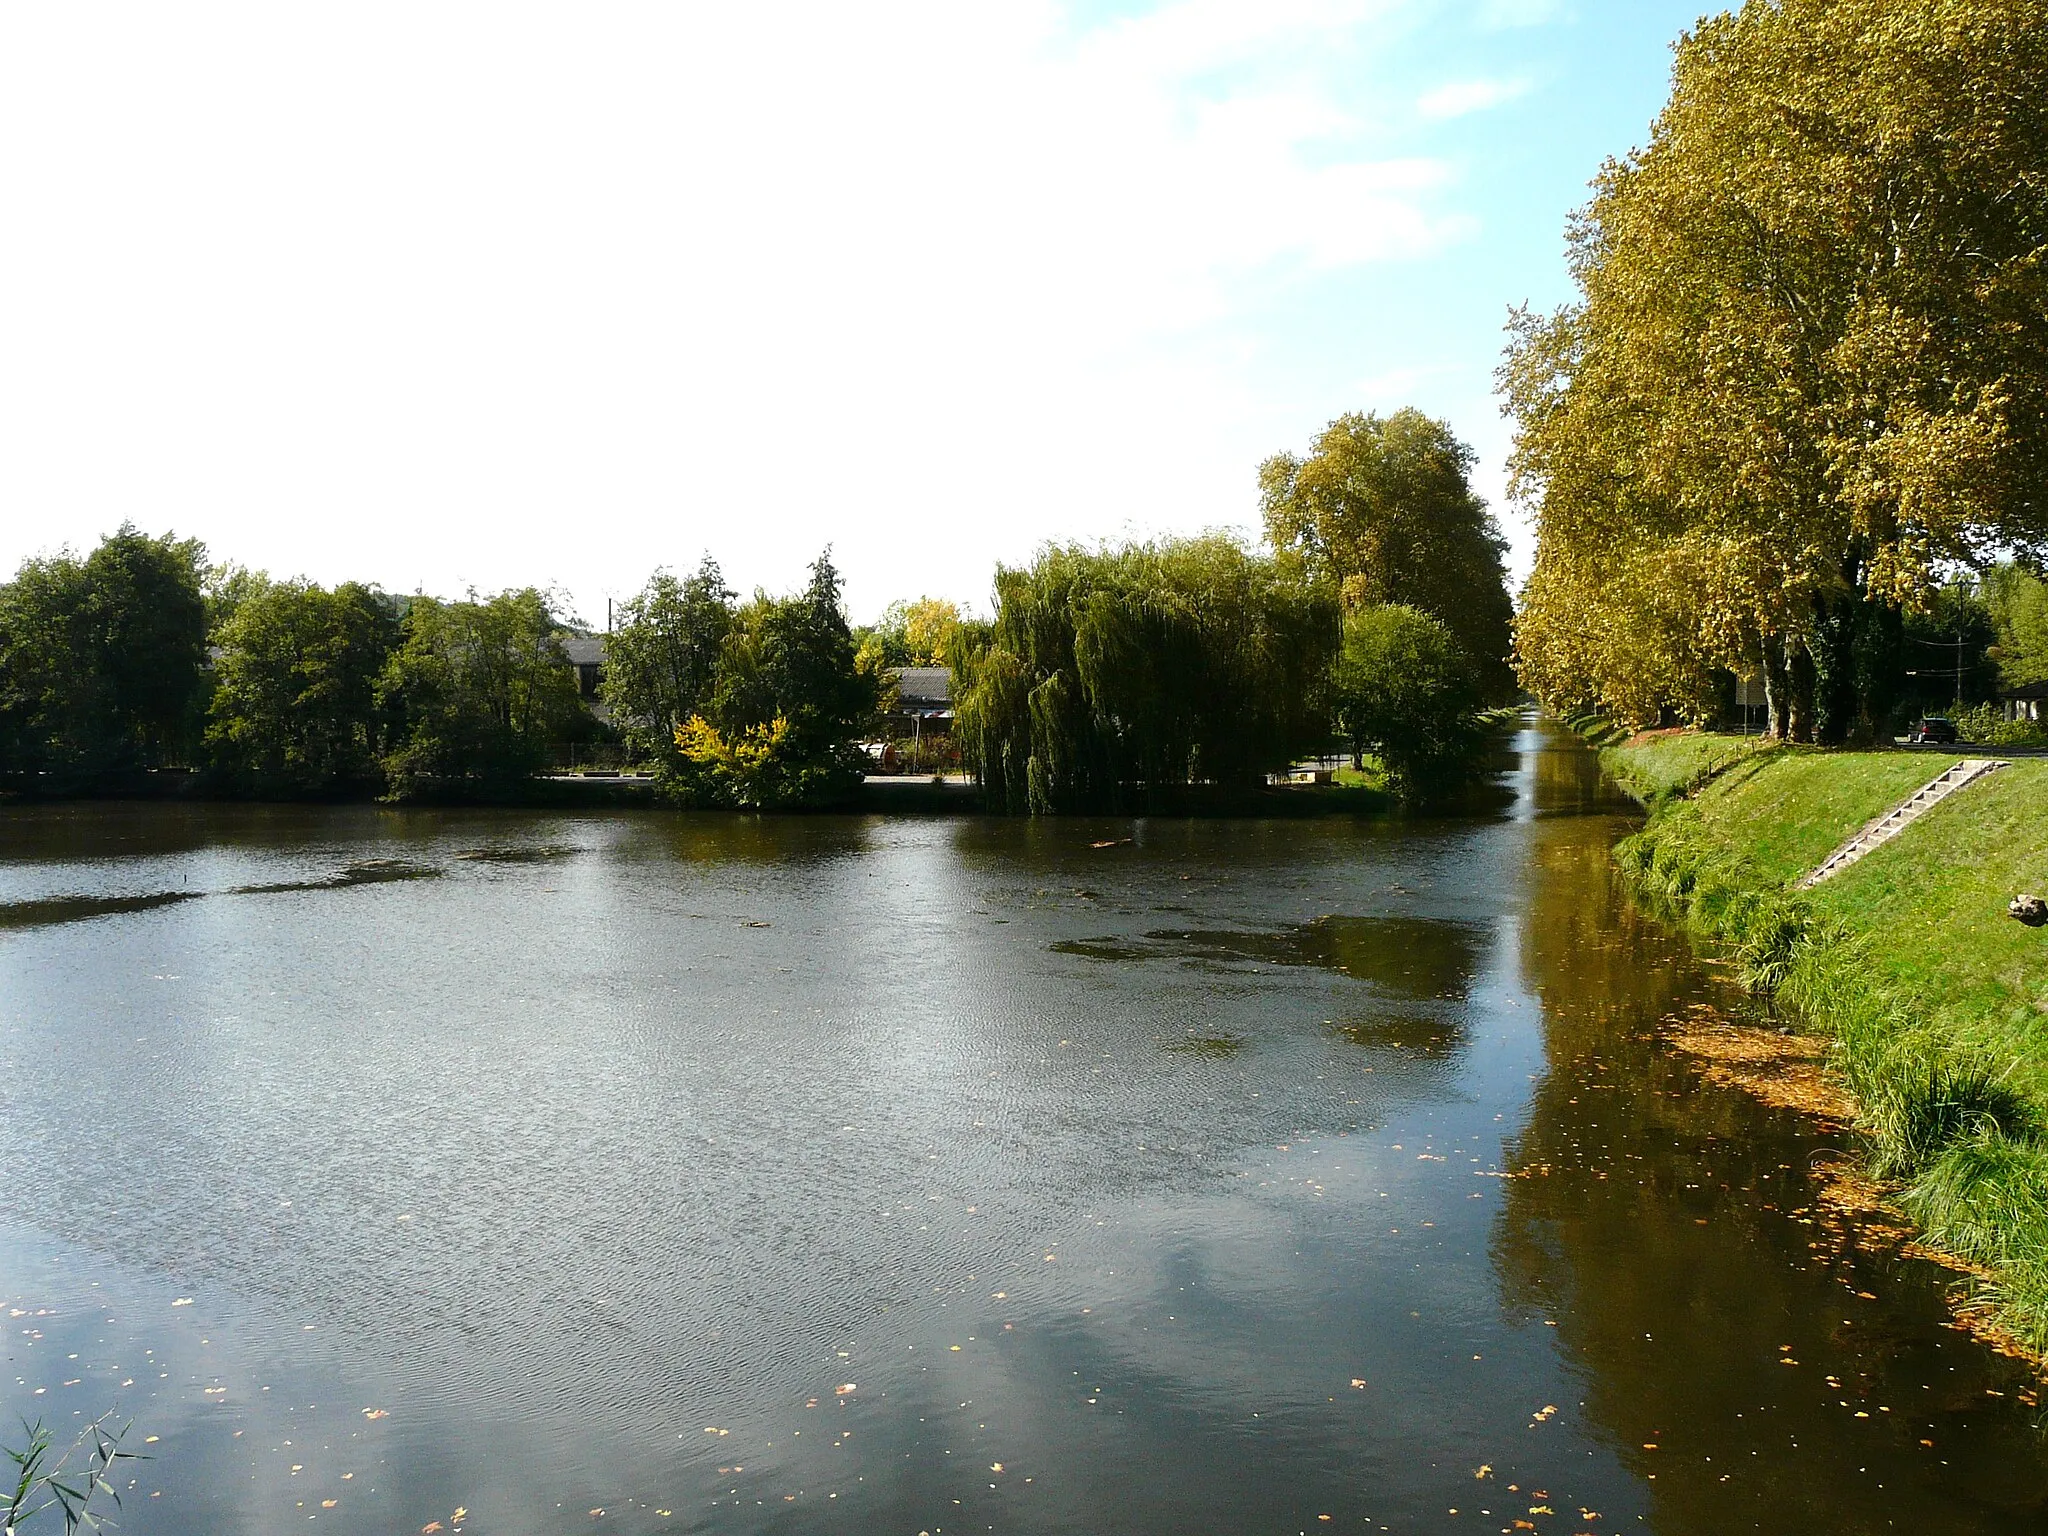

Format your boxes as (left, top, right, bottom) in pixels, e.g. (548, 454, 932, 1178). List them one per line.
(2, 722, 2042, 1534)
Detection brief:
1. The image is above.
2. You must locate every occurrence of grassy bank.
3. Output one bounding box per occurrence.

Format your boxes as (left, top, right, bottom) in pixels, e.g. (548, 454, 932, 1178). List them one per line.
(1599, 727, 2048, 1352)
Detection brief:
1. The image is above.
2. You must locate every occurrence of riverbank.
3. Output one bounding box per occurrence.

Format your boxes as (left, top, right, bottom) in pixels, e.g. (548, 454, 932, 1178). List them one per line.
(1592, 723, 2048, 1356)
(0, 771, 1400, 817)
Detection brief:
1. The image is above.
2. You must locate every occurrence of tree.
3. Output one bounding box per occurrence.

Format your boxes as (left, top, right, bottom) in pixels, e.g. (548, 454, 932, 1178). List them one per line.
(675, 551, 883, 808)
(377, 589, 586, 797)
(603, 556, 735, 769)
(1261, 409, 1516, 702)
(1332, 604, 1483, 802)
(858, 596, 967, 670)
(954, 536, 1338, 813)
(1504, 0, 2048, 739)
(0, 526, 209, 783)
(1984, 564, 2048, 689)
(207, 578, 399, 793)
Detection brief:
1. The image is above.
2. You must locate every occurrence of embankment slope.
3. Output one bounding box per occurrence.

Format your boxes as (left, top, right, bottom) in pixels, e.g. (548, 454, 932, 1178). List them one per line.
(1601, 730, 2048, 1352)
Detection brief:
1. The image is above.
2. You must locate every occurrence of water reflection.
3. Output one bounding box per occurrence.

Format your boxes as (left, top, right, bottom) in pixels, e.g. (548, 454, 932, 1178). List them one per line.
(2, 727, 2045, 1534)
(1498, 727, 2048, 1533)
(1329, 1013, 1463, 1057)
(1051, 913, 1482, 999)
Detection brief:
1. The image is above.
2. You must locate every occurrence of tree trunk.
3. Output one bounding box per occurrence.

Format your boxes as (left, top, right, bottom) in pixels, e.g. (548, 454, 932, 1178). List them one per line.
(1762, 637, 1792, 740)
(1810, 591, 1858, 747)
(1786, 641, 1817, 743)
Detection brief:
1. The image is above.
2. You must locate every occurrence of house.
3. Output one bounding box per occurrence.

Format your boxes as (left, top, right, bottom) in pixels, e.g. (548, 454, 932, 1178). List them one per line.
(888, 666, 954, 743)
(2003, 679, 2048, 723)
(561, 636, 606, 702)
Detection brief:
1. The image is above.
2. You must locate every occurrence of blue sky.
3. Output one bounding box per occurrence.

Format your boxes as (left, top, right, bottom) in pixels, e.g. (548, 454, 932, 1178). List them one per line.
(0, 0, 1709, 621)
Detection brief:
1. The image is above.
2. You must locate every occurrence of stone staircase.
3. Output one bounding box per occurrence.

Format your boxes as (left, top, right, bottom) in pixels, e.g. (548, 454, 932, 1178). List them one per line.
(1800, 758, 2011, 888)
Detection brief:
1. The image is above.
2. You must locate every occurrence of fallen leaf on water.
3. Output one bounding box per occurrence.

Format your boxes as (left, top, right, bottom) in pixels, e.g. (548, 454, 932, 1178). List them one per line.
(171, 1298, 193, 1307)
(321, 1500, 337, 1509)
(835, 1383, 856, 1395)
(453, 1509, 466, 1522)
(705, 1426, 730, 1435)
(991, 1462, 1004, 1473)
(1474, 1465, 1492, 1479)
(363, 1408, 389, 1420)
(422, 1525, 443, 1534)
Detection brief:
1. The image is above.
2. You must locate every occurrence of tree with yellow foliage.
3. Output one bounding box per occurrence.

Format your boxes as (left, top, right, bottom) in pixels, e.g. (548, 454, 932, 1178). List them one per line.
(1261, 409, 1517, 703)
(1505, 0, 2048, 739)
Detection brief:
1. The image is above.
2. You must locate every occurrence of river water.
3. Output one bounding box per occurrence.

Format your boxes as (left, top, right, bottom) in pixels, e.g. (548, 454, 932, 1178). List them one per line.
(1, 722, 2044, 1535)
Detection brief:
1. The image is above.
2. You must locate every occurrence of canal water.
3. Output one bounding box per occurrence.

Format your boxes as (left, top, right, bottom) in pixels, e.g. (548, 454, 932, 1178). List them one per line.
(2, 722, 2044, 1535)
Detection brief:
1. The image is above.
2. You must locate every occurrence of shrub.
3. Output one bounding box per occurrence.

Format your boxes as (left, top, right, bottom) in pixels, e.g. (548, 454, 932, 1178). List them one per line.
(1951, 702, 2048, 749)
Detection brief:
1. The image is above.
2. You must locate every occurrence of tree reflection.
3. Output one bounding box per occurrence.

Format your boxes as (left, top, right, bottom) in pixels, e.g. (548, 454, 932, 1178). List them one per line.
(1494, 732, 2048, 1533)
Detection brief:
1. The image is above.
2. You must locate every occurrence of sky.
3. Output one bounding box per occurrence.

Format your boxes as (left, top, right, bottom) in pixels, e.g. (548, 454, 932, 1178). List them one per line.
(0, 0, 1709, 625)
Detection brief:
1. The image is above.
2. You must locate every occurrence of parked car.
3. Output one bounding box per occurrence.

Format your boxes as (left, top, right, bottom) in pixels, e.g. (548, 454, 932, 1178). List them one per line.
(1907, 717, 1959, 744)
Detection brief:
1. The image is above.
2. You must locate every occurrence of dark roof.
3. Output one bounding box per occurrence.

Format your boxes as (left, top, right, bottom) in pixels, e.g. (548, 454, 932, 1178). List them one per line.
(892, 666, 952, 708)
(561, 636, 606, 667)
(2003, 678, 2048, 700)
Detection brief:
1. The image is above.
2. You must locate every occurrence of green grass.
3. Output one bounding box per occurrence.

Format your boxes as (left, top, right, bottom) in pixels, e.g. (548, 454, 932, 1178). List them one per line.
(1627, 737, 1942, 881)
(1808, 766, 2048, 1023)
(1597, 727, 1774, 806)
(1600, 727, 2048, 1354)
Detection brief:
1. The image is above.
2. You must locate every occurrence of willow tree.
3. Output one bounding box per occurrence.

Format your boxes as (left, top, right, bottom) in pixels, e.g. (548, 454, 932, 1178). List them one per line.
(1504, 0, 2048, 739)
(1261, 409, 1517, 703)
(954, 537, 1337, 813)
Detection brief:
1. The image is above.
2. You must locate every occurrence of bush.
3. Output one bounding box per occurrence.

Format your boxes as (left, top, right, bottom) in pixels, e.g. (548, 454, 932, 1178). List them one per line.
(1332, 604, 1484, 803)
(1951, 702, 2048, 749)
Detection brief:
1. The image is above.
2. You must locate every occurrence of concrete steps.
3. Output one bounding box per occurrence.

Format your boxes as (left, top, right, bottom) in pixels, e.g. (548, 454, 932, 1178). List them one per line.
(1800, 758, 2010, 888)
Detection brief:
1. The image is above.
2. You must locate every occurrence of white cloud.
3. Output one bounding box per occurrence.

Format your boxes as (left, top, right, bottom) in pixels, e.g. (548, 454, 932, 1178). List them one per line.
(0, 0, 1480, 617)
(1417, 77, 1530, 120)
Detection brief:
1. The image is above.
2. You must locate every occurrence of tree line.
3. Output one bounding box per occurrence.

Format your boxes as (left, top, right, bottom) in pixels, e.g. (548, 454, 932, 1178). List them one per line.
(951, 408, 1515, 810)
(0, 529, 878, 805)
(1505, 0, 2048, 740)
(1, 408, 1518, 809)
